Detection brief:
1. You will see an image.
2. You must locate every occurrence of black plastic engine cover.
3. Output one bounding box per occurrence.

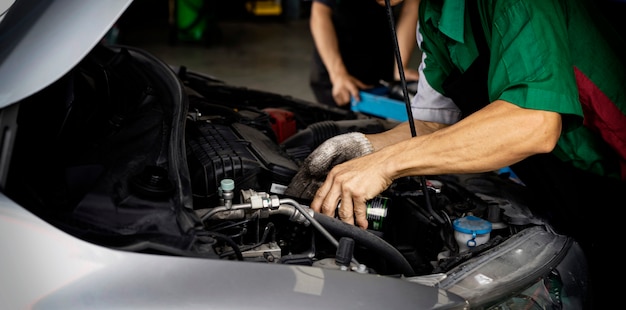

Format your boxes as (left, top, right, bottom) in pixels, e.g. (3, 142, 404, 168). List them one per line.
(186, 120, 299, 207)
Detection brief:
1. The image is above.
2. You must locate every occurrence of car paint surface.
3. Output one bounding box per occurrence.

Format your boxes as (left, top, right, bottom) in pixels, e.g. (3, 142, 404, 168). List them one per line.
(0, 193, 467, 309)
(0, 0, 132, 108)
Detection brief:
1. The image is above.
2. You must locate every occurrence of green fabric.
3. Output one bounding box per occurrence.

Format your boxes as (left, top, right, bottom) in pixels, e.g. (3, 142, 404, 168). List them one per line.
(418, 0, 626, 178)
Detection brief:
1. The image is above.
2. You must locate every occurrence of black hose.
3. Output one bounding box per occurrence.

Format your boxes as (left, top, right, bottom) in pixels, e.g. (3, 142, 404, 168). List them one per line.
(218, 222, 276, 258)
(313, 212, 415, 276)
(208, 231, 244, 261)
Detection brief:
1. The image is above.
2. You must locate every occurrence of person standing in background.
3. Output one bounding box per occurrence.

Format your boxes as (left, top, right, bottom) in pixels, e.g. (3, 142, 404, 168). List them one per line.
(308, 0, 420, 108)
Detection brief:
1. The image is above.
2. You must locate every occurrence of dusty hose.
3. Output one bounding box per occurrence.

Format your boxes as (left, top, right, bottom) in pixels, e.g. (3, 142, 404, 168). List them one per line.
(313, 212, 416, 276)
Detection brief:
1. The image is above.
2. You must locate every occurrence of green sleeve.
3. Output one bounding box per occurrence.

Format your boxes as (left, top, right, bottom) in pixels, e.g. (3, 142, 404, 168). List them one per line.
(489, 0, 582, 119)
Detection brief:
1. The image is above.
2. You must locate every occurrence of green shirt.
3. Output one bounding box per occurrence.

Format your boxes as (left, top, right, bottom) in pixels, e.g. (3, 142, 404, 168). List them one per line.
(417, 0, 626, 179)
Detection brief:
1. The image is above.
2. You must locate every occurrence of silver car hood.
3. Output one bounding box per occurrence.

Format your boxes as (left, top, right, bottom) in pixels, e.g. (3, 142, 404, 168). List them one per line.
(0, 0, 132, 108)
(0, 192, 467, 309)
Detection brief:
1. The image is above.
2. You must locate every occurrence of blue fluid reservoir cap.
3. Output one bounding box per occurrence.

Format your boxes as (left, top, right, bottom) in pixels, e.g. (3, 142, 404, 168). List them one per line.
(453, 215, 492, 235)
(220, 179, 235, 191)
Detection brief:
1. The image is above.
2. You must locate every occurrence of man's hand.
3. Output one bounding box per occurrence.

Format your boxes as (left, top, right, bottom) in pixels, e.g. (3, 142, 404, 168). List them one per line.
(330, 72, 370, 106)
(310, 152, 394, 229)
(284, 132, 374, 200)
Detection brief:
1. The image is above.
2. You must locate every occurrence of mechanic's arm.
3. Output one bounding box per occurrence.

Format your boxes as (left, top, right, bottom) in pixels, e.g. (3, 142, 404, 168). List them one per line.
(367, 118, 445, 151)
(388, 100, 561, 175)
(393, 0, 420, 81)
(309, 1, 368, 105)
(311, 100, 562, 228)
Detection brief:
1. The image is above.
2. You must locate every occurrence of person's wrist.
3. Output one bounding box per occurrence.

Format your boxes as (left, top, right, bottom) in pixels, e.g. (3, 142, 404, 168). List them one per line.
(366, 132, 387, 152)
(349, 132, 373, 155)
(378, 146, 404, 182)
(328, 68, 349, 83)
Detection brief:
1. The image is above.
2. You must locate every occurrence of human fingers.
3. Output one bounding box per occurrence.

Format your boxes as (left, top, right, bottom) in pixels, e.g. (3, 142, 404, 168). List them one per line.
(310, 175, 340, 217)
(334, 75, 368, 105)
(335, 171, 369, 229)
(331, 85, 351, 106)
(335, 94, 351, 106)
(349, 89, 360, 103)
(336, 189, 369, 229)
(309, 179, 325, 213)
(337, 154, 395, 228)
(353, 199, 369, 229)
(346, 80, 364, 103)
(336, 191, 355, 226)
(353, 78, 370, 90)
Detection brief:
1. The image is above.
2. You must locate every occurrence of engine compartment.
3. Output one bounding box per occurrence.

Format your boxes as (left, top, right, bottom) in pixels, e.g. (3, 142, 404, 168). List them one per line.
(5, 43, 548, 278)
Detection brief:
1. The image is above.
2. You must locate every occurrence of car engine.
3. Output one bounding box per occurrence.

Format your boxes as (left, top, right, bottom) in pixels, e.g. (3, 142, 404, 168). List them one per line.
(5, 43, 548, 279)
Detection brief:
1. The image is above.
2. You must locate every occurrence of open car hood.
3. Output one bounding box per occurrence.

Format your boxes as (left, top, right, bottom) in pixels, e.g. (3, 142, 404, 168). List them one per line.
(0, 1, 590, 308)
(0, 0, 132, 108)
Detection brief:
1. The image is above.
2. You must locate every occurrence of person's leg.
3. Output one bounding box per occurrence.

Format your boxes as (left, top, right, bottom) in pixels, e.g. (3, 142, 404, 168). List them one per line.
(309, 52, 341, 107)
(309, 79, 335, 107)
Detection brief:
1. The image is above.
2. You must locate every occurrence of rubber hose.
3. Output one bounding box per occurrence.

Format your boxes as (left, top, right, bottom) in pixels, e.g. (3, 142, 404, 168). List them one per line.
(310, 121, 339, 146)
(313, 212, 415, 276)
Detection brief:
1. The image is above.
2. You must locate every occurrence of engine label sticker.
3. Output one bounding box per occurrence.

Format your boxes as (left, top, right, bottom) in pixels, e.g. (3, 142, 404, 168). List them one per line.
(271, 183, 287, 194)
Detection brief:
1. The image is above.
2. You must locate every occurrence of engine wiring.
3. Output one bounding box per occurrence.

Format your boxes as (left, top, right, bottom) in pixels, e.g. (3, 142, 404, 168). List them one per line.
(203, 0, 450, 274)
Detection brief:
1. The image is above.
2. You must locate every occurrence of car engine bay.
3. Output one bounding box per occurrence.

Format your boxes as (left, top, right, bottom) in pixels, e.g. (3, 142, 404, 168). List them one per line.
(6, 43, 551, 279)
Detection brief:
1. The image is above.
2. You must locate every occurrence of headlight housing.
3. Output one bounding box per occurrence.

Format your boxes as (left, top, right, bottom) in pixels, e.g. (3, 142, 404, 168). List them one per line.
(409, 226, 588, 309)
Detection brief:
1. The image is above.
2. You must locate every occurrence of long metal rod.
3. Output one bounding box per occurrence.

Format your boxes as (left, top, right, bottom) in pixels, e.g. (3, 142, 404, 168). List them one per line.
(384, 0, 443, 224)
(384, 0, 416, 137)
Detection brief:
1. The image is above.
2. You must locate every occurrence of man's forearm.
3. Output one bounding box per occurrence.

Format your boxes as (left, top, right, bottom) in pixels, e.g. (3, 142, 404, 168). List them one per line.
(379, 100, 562, 179)
(367, 119, 446, 151)
(394, 0, 419, 74)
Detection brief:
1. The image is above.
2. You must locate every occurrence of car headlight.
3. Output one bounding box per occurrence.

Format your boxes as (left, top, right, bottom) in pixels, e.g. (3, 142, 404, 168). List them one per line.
(409, 226, 588, 309)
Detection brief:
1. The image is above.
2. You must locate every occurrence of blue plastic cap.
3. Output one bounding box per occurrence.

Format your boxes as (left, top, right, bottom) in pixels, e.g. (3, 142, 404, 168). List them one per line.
(220, 179, 235, 191)
(453, 215, 492, 235)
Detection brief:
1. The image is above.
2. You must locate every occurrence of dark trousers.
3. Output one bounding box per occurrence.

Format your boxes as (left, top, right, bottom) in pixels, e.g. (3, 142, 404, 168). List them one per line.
(309, 54, 339, 107)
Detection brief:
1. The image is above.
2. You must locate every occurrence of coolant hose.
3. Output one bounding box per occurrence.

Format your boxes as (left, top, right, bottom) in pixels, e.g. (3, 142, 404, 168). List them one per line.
(313, 212, 415, 276)
(280, 119, 392, 154)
